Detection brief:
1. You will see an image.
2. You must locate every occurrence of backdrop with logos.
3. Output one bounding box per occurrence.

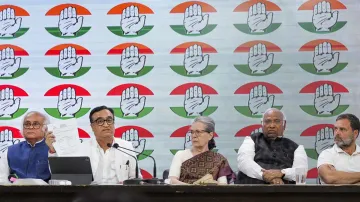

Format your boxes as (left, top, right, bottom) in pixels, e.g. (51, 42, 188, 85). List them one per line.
(0, 0, 359, 183)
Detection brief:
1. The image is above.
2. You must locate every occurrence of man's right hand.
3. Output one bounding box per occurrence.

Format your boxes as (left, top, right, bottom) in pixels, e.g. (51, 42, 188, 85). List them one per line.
(45, 131, 56, 153)
(262, 169, 283, 183)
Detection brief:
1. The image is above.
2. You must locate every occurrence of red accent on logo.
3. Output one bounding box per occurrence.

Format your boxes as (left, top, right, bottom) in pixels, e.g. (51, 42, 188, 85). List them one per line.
(0, 126, 22, 138)
(170, 125, 218, 137)
(44, 84, 91, 96)
(140, 169, 153, 179)
(307, 167, 318, 179)
(300, 124, 334, 137)
(78, 128, 90, 138)
(107, 84, 154, 96)
(115, 126, 154, 138)
(299, 81, 349, 93)
(0, 85, 28, 96)
(170, 83, 218, 95)
(235, 124, 262, 137)
(234, 82, 283, 94)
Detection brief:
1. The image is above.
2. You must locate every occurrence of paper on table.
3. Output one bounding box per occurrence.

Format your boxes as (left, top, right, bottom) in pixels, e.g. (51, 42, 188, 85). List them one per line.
(12, 179, 49, 185)
(47, 119, 84, 156)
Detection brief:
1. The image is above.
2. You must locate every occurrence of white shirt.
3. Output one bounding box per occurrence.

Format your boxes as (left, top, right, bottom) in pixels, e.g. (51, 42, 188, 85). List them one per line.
(169, 149, 227, 184)
(237, 136, 308, 182)
(317, 144, 360, 184)
(93, 142, 117, 184)
(49, 138, 139, 185)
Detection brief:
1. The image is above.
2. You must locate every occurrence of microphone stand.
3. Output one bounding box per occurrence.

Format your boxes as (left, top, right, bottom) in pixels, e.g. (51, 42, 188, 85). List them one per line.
(112, 143, 162, 184)
(107, 143, 143, 185)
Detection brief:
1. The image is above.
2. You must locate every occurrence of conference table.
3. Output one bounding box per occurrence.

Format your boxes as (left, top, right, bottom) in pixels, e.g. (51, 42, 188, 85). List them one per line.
(1, 184, 360, 202)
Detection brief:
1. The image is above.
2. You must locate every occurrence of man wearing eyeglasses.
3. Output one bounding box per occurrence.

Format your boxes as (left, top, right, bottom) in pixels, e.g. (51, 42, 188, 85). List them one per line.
(0, 111, 51, 183)
(236, 108, 308, 184)
(45, 105, 139, 185)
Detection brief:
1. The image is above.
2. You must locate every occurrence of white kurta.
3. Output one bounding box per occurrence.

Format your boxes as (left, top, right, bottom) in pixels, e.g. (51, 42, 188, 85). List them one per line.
(50, 138, 140, 185)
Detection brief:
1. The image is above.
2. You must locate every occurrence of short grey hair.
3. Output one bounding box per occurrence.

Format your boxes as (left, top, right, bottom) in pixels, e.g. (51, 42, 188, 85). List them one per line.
(21, 111, 50, 133)
(193, 116, 215, 133)
(261, 108, 287, 121)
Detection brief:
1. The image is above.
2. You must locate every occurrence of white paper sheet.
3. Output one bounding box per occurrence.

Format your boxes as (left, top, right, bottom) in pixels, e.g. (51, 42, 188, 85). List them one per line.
(12, 179, 49, 185)
(47, 119, 84, 156)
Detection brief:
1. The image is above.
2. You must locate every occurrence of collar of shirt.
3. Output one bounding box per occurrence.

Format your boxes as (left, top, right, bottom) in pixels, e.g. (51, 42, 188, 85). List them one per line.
(96, 139, 115, 154)
(26, 138, 45, 148)
(334, 144, 360, 155)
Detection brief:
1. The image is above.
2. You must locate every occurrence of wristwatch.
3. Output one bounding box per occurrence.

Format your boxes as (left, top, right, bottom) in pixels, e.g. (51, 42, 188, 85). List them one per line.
(280, 169, 286, 179)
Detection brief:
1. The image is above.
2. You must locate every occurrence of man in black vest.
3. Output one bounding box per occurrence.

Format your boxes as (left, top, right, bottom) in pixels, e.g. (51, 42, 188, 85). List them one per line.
(236, 108, 308, 184)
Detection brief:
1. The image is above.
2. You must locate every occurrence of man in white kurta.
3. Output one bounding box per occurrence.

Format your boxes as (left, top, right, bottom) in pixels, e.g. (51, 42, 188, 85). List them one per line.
(46, 106, 140, 184)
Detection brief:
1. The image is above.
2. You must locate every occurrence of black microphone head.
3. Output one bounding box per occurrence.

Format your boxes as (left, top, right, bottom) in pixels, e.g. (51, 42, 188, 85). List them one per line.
(107, 143, 112, 148)
(113, 143, 119, 148)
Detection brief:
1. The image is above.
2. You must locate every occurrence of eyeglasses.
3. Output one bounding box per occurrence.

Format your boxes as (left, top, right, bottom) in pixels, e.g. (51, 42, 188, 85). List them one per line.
(262, 119, 283, 125)
(23, 121, 43, 129)
(188, 130, 209, 136)
(92, 117, 114, 126)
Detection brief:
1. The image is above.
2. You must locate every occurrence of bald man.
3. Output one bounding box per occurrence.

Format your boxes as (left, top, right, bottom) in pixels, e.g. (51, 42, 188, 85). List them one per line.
(236, 108, 308, 184)
(0, 111, 51, 182)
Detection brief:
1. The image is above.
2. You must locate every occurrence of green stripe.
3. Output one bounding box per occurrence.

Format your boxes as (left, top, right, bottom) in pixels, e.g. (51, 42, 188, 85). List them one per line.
(107, 66, 153, 78)
(0, 68, 28, 79)
(0, 108, 28, 120)
(298, 22, 347, 33)
(233, 23, 281, 35)
(299, 63, 347, 75)
(0, 28, 29, 39)
(44, 108, 90, 119)
(170, 24, 217, 36)
(300, 105, 348, 117)
(234, 64, 282, 76)
(44, 67, 91, 79)
(170, 106, 217, 118)
(45, 27, 91, 38)
(170, 65, 217, 77)
(107, 26, 153, 37)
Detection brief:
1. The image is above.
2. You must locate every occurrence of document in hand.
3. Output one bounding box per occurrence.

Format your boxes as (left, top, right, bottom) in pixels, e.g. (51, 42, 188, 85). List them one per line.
(47, 118, 85, 156)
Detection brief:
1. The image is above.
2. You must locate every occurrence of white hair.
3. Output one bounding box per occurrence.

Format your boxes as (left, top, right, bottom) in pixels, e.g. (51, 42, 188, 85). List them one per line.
(21, 111, 51, 134)
(261, 108, 287, 121)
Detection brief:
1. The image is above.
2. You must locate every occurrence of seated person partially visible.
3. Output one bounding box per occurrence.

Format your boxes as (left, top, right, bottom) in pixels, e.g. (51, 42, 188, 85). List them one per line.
(0, 111, 51, 182)
(236, 108, 308, 184)
(168, 116, 235, 185)
(318, 114, 360, 184)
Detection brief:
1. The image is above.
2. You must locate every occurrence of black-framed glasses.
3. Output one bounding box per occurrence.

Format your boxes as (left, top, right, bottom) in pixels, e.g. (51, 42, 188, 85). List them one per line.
(23, 121, 43, 129)
(188, 130, 209, 136)
(92, 117, 114, 126)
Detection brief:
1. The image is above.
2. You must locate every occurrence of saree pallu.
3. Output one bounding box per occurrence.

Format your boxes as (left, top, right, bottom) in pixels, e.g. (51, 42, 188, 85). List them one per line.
(179, 151, 235, 184)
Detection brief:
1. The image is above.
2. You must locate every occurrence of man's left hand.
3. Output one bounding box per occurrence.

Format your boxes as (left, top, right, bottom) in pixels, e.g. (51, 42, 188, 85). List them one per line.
(262, 169, 283, 183)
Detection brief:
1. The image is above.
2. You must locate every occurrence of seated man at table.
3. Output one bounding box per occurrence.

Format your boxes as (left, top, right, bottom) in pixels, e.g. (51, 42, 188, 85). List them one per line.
(0, 111, 51, 182)
(168, 116, 235, 185)
(318, 113, 360, 184)
(236, 108, 308, 184)
(45, 105, 139, 184)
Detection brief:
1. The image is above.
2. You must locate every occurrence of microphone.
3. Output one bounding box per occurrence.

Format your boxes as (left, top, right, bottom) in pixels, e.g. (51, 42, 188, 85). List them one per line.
(112, 143, 161, 184)
(107, 143, 143, 185)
